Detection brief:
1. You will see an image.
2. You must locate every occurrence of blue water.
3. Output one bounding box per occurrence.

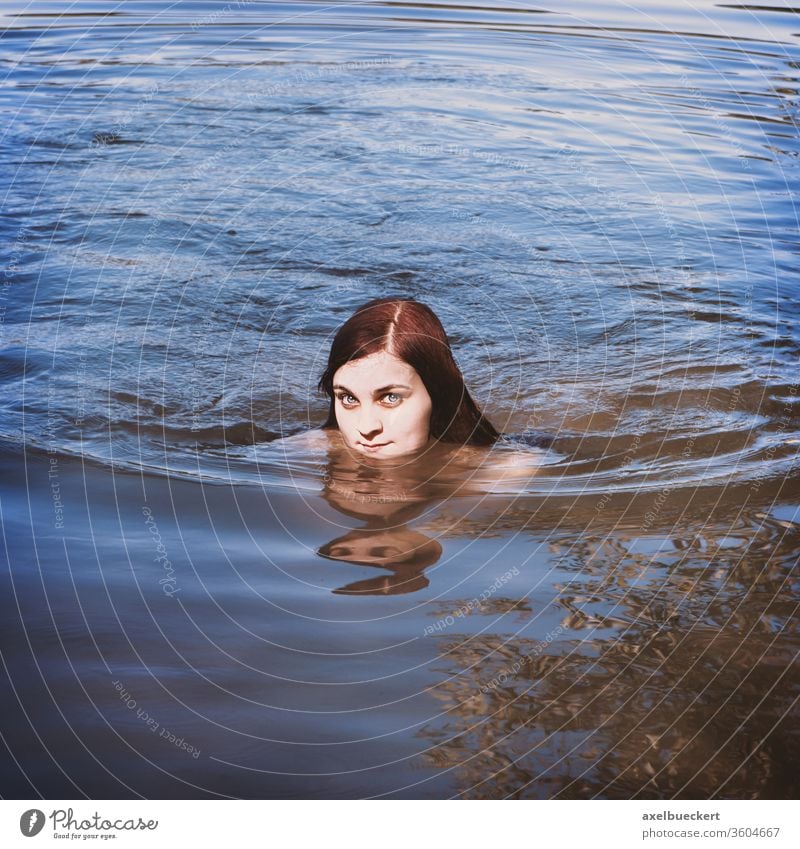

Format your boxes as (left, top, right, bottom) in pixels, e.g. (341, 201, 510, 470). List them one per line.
(1, 0, 799, 799)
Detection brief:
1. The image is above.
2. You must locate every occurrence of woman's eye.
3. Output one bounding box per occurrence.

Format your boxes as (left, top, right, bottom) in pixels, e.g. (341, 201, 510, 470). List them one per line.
(382, 392, 402, 405)
(338, 394, 357, 407)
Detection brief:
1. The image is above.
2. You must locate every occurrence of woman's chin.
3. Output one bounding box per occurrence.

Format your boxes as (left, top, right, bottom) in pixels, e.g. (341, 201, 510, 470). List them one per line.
(343, 439, 428, 460)
(357, 441, 393, 455)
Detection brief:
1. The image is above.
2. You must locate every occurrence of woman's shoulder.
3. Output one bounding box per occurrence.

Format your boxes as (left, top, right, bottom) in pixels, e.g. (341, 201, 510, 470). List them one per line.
(441, 438, 545, 474)
(270, 428, 342, 451)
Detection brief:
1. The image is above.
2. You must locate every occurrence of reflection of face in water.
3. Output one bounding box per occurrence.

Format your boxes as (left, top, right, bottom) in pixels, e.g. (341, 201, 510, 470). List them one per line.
(315, 433, 541, 595)
(318, 527, 442, 596)
(319, 430, 464, 516)
(317, 442, 448, 595)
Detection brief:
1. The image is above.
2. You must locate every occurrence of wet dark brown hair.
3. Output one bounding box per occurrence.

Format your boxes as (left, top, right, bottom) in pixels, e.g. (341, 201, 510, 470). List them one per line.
(318, 297, 499, 446)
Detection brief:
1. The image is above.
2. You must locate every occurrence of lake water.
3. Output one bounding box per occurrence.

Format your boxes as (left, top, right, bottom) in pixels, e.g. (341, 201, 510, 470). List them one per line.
(1, 0, 799, 799)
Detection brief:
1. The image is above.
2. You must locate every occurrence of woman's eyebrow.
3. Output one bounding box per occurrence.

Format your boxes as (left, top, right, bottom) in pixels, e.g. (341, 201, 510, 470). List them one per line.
(375, 383, 411, 394)
(333, 383, 411, 395)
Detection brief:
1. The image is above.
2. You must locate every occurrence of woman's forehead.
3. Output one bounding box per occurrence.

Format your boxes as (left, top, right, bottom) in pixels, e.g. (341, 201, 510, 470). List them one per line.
(333, 351, 419, 386)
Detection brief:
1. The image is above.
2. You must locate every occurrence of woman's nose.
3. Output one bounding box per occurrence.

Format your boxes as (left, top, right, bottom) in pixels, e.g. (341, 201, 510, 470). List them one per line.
(358, 408, 383, 437)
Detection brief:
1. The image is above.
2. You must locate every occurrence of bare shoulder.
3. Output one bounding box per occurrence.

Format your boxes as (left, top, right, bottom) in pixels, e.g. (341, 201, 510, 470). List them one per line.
(490, 443, 545, 469)
(270, 428, 335, 452)
(438, 441, 544, 479)
(432, 444, 545, 491)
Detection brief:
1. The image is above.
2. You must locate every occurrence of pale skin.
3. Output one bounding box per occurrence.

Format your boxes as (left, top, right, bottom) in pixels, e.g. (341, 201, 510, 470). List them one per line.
(331, 350, 432, 458)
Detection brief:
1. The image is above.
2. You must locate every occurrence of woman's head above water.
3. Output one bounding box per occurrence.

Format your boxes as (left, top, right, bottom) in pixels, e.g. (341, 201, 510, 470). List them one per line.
(318, 297, 499, 457)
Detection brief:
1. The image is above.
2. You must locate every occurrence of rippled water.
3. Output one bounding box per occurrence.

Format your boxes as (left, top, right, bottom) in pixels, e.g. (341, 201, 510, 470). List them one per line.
(1, 0, 799, 799)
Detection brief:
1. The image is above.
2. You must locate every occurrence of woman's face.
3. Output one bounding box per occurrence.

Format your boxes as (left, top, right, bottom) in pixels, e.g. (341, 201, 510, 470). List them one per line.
(332, 351, 433, 458)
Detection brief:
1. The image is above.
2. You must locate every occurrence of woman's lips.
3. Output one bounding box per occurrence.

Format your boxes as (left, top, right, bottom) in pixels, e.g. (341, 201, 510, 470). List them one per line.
(359, 441, 390, 450)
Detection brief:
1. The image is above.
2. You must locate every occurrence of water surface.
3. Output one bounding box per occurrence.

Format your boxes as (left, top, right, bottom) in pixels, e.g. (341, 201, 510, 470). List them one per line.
(1, 0, 799, 799)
